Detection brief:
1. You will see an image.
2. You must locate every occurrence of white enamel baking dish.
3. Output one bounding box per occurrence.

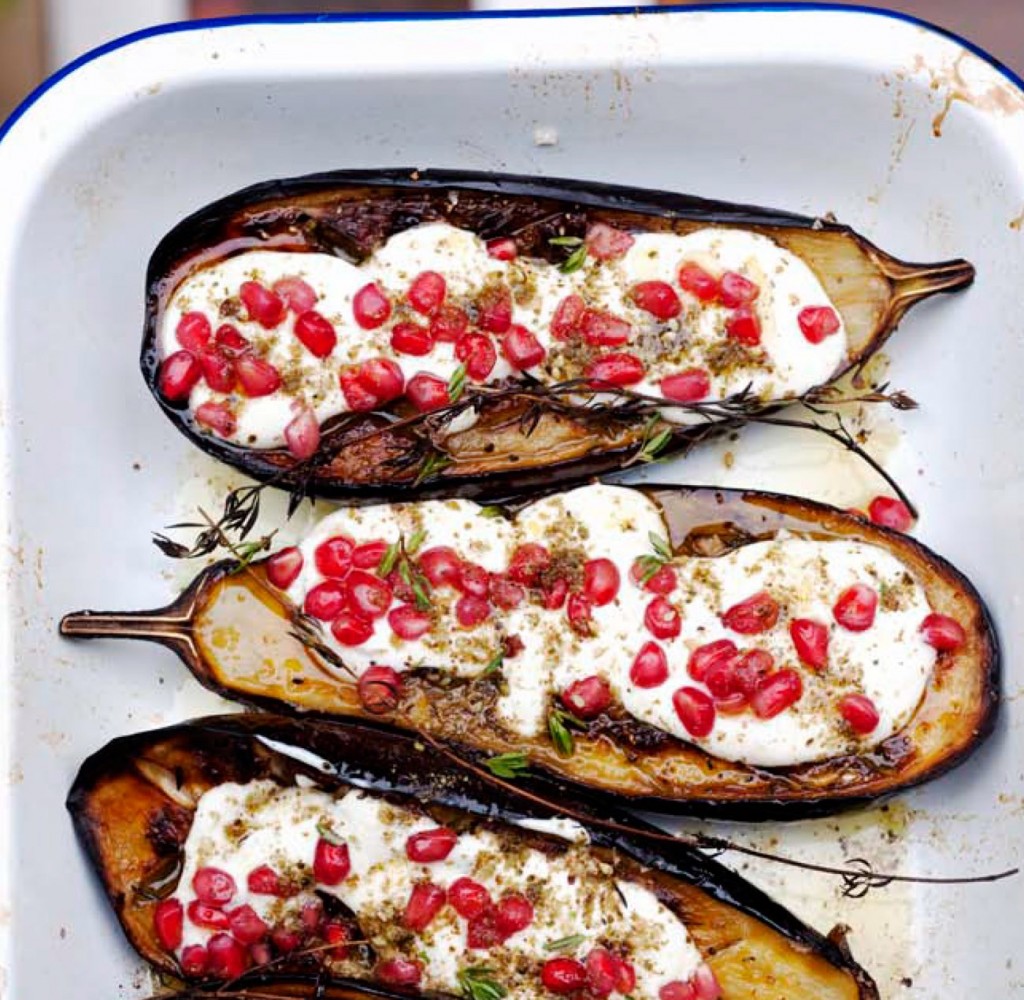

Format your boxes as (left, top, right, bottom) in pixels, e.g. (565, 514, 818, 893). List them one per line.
(1, 5, 1022, 998)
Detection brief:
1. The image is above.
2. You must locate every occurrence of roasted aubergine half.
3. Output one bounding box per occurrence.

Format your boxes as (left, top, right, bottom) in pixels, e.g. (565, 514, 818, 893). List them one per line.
(68, 714, 880, 1000)
(144, 168, 974, 501)
(61, 483, 998, 817)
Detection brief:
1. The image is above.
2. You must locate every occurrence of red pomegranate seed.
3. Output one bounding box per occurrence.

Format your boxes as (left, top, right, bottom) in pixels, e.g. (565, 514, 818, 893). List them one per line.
(284, 407, 320, 460)
(585, 947, 619, 998)
(314, 536, 354, 578)
(561, 675, 611, 719)
(294, 310, 337, 358)
(585, 222, 635, 260)
(725, 307, 762, 346)
(920, 613, 965, 651)
(489, 575, 526, 610)
(404, 882, 447, 931)
(456, 595, 491, 627)
(798, 305, 841, 344)
(407, 372, 451, 411)
(583, 558, 620, 606)
(721, 591, 779, 634)
(616, 959, 637, 995)
(751, 669, 803, 719)
(543, 577, 569, 610)
(673, 686, 716, 737)
(476, 284, 513, 333)
(357, 665, 401, 712)
(187, 901, 230, 930)
(304, 580, 347, 620)
(507, 543, 550, 586)
(240, 281, 285, 328)
(449, 877, 492, 919)
(542, 957, 588, 994)
(719, 271, 760, 308)
(419, 547, 463, 588)
(207, 933, 248, 979)
(180, 944, 209, 976)
(704, 654, 742, 699)
(389, 604, 432, 640)
(456, 333, 498, 381)
(195, 401, 236, 437)
(644, 596, 682, 640)
(247, 865, 284, 896)
(586, 352, 645, 387)
(176, 312, 212, 353)
(250, 941, 272, 967)
(215, 323, 250, 356)
(340, 368, 380, 412)
(193, 866, 236, 906)
(154, 899, 183, 950)
(228, 905, 268, 945)
(271, 927, 302, 954)
(486, 237, 518, 260)
(630, 560, 678, 595)
(551, 294, 587, 340)
(660, 368, 711, 403)
(580, 308, 632, 346)
(346, 569, 393, 619)
(467, 909, 504, 950)
(631, 281, 681, 320)
(660, 981, 697, 1000)
(406, 826, 458, 863)
(833, 584, 878, 632)
(687, 640, 738, 683)
(790, 619, 829, 669)
(273, 276, 317, 314)
(494, 893, 533, 936)
(300, 899, 323, 932)
(430, 303, 469, 342)
(502, 324, 547, 369)
(313, 838, 351, 885)
(353, 282, 391, 329)
(159, 350, 201, 401)
(566, 592, 594, 635)
(457, 562, 491, 598)
(331, 610, 374, 646)
(839, 693, 880, 734)
(733, 649, 774, 696)
(407, 271, 447, 315)
(391, 321, 434, 356)
(236, 355, 282, 397)
(197, 348, 236, 393)
(357, 358, 404, 403)
(266, 547, 303, 589)
(630, 641, 669, 688)
(678, 262, 720, 302)
(321, 923, 349, 958)
(693, 965, 722, 1000)
(714, 692, 749, 715)
(376, 958, 423, 986)
(868, 496, 913, 532)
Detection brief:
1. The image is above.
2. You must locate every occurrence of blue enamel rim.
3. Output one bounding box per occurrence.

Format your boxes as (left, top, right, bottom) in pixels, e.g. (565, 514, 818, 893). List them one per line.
(2, 3, 1023, 148)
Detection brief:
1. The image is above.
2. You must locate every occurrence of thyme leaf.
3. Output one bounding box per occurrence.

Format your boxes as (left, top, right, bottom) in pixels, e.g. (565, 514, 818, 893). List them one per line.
(316, 818, 344, 846)
(481, 651, 504, 676)
(548, 235, 584, 247)
(414, 451, 453, 486)
(457, 967, 508, 1000)
(478, 505, 505, 519)
(448, 364, 468, 403)
(559, 243, 588, 275)
(545, 933, 586, 953)
(547, 706, 586, 758)
(485, 752, 530, 779)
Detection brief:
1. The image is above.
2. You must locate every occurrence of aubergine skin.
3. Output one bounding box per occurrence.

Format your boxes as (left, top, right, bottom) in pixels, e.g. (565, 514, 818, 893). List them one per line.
(142, 168, 975, 503)
(68, 714, 880, 1000)
(60, 485, 999, 820)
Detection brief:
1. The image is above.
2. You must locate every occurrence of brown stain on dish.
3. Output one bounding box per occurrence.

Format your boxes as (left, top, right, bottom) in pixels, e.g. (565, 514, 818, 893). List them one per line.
(1009, 206, 1024, 231)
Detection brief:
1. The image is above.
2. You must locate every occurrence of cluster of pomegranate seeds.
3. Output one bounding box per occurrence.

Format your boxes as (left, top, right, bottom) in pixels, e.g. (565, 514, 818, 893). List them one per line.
(674, 260, 766, 347)
(867, 495, 914, 532)
(659, 965, 723, 1000)
(541, 948, 635, 997)
(340, 357, 405, 412)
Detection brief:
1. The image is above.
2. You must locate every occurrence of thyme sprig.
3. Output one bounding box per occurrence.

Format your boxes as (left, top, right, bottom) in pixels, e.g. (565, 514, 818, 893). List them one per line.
(547, 706, 586, 758)
(379, 530, 431, 611)
(633, 531, 673, 584)
(457, 966, 508, 1000)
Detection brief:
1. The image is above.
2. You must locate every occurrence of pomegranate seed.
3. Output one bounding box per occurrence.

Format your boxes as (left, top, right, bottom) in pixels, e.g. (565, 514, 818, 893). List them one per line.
(583, 558, 620, 605)
(377, 958, 423, 986)
(704, 655, 742, 699)
(561, 675, 611, 719)
(207, 933, 248, 979)
(430, 303, 469, 342)
(247, 865, 284, 896)
(332, 610, 374, 646)
(304, 580, 347, 620)
(833, 583, 878, 632)
(678, 262, 720, 302)
(790, 619, 829, 669)
(159, 350, 201, 401)
(551, 294, 587, 339)
(301, 899, 323, 932)
(346, 569, 393, 619)
(543, 577, 570, 610)
(920, 613, 965, 651)
(467, 909, 504, 950)
(693, 965, 722, 1000)
(193, 866, 236, 906)
(228, 904, 268, 945)
(645, 596, 682, 640)
(154, 899, 183, 950)
(673, 686, 716, 737)
(313, 838, 351, 885)
(798, 305, 841, 344)
(721, 591, 779, 634)
(502, 324, 547, 369)
(406, 372, 451, 411)
(630, 560, 678, 595)
(240, 281, 285, 328)
(733, 649, 774, 696)
(616, 959, 637, 995)
(585, 947, 619, 998)
(714, 692, 749, 715)
(725, 307, 762, 346)
(273, 276, 317, 314)
(187, 901, 229, 930)
(407, 827, 458, 863)
(631, 280, 681, 320)
(585, 221, 635, 260)
(389, 604, 432, 640)
(294, 310, 337, 358)
(215, 324, 250, 355)
(456, 333, 498, 381)
(660, 981, 697, 1000)
(507, 544, 550, 586)
(494, 893, 533, 936)
(236, 355, 282, 397)
(271, 927, 302, 954)
(660, 368, 711, 403)
(266, 547, 303, 590)
(195, 401, 236, 437)
(314, 536, 354, 578)
(419, 547, 463, 588)
(456, 595, 491, 627)
(250, 942, 272, 967)
(580, 308, 632, 347)
(751, 669, 803, 719)
(353, 282, 391, 329)
(391, 321, 434, 356)
(586, 352, 645, 387)
(357, 665, 401, 712)
(357, 358, 404, 403)
(457, 562, 491, 598)
(490, 575, 525, 610)
(868, 496, 913, 532)
(176, 312, 212, 353)
(180, 944, 209, 976)
(566, 592, 594, 635)
(340, 367, 380, 412)
(404, 882, 447, 932)
(322, 919, 351, 958)
(486, 237, 518, 260)
(839, 693, 880, 734)
(630, 641, 669, 688)
(476, 283, 513, 333)
(197, 348, 236, 393)
(407, 271, 447, 315)
(284, 407, 320, 460)
(687, 640, 739, 682)
(543, 957, 588, 993)
(719, 271, 760, 308)
(449, 877, 491, 919)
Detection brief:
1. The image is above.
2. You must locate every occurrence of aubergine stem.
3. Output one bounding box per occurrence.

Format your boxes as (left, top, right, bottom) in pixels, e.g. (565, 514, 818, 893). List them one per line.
(881, 255, 975, 320)
(60, 591, 197, 659)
